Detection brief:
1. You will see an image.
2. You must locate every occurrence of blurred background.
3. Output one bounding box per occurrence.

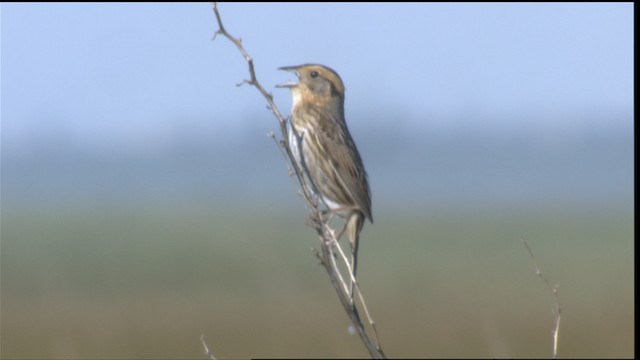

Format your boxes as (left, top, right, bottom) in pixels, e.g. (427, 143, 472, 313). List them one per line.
(1, 3, 633, 358)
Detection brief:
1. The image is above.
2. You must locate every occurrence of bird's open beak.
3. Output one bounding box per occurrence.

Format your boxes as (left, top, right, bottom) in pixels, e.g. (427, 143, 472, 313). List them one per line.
(276, 66, 299, 88)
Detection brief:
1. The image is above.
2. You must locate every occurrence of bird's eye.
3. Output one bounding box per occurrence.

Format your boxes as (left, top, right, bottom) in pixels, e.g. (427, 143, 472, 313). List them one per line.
(310, 70, 319, 78)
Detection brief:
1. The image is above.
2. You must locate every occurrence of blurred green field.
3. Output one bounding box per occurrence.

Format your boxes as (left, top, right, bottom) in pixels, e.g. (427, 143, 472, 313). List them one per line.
(1, 205, 634, 358)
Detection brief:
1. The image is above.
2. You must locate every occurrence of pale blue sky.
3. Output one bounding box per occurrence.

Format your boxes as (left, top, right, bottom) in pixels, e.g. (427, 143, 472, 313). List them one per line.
(1, 2, 634, 155)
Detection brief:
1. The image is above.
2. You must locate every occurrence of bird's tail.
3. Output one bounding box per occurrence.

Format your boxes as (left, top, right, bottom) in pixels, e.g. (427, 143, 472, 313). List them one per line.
(347, 212, 365, 305)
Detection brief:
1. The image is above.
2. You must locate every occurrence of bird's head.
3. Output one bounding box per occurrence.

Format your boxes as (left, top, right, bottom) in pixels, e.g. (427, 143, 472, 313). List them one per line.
(277, 64, 345, 106)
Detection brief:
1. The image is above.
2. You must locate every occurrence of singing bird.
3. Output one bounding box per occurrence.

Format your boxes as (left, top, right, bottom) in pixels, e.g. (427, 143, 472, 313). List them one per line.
(277, 64, 372, 299)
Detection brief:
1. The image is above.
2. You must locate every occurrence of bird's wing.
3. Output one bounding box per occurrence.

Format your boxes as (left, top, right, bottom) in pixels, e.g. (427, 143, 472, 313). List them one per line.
(318, 111, 372, 222)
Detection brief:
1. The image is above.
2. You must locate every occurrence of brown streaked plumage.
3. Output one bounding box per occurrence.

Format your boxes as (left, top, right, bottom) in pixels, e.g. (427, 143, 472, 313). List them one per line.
(277, 64, 371, 299)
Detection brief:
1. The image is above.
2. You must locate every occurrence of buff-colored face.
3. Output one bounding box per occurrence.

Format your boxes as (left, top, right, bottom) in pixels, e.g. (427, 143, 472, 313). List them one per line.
(277, 64, 345, 106)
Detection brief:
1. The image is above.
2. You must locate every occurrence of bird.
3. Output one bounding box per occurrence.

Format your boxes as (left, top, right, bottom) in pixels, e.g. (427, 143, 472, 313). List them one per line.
(276, 64, 372, 300)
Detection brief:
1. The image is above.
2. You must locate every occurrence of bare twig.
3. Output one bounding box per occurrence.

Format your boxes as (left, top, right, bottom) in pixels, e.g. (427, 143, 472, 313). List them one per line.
(313, 241, 386, 359)
(331, 232, 384, 347)
(521, 237, 561, 359)
(200, 334, 217, 360)
(211, 2, 315, 208)
(211, 3, 385, 358)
